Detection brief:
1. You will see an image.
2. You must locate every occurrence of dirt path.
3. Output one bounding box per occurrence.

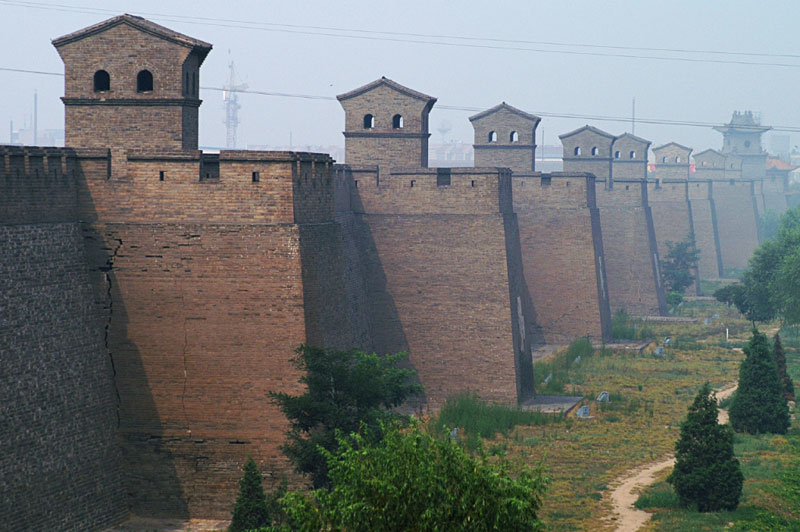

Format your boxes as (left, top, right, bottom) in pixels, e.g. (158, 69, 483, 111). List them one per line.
(607, 382, 737, 532)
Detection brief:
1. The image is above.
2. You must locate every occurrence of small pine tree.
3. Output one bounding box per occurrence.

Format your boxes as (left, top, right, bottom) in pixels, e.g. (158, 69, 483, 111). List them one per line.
(773, 334, 795, 402)
(729, 329, 790, 434)
(229, 456, 270, 532)
(667, 383, 743, 512)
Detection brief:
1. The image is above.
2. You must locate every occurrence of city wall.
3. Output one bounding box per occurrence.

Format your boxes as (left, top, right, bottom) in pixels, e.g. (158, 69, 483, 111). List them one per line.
(512, 172, 611, 343)
(0, 147, 127, 530)
(687, 180, 724, 279)
(711, 179, 761, 272)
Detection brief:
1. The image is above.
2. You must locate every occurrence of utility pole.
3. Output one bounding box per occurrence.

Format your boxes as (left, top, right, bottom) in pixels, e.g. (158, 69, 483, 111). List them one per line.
(222, 56, 248, 149)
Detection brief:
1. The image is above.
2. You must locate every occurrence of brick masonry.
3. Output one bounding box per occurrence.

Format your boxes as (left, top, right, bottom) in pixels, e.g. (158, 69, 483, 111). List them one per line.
(687, 180, 724, 279)
(709, 179, 761, 272)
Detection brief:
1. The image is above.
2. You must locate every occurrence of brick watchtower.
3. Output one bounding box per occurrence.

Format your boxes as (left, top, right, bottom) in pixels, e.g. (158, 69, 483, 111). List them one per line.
(653, 142, 692, 180)
(53, 14, 212, 152)
(560, 125, 616, 185)
(469, 102, 540, 173)
(337, 77, 436, 172)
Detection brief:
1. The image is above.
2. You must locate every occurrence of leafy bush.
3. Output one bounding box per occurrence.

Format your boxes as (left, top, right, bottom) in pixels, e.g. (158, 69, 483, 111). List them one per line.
(272, 423, 548, 532)
(668, 383, 743, 512)
(661, 237, 700, 294)
(729, 330, 790, 435)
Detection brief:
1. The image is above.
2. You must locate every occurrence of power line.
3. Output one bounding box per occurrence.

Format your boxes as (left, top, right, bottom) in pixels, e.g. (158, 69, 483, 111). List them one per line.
(4, 66, 800, 132)
(2, 0, 800, 68)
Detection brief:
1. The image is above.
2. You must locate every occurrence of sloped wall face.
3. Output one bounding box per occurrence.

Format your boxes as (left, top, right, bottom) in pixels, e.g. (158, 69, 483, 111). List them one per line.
(646, 181, 698, 292)
(513, 175, 610, 343)
(68, 151, 351, 518)
(0, 149, 127, 531)
(763, 176, 788, 214)
(595, 182, 665, 316)
(348, 169, 531, 406)
(688, 181, 723, 279)
(713, 181, 760, 272)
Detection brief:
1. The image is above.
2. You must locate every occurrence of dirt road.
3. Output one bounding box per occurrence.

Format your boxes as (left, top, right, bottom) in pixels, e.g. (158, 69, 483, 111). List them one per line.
(607, 383, 737, 532)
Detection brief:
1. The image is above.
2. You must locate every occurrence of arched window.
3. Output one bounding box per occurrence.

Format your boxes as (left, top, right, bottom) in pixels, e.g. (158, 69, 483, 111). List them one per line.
(488, 131, 497, 142)
(629, 151, 636, 159)
(93, 70, 110, 92)
(614, 151, 621, 159)
(662, 156, 668, 163)
(675, 156, 681, 163)
(392, 114, 403, 129)
(702, 161, 707, 167)
(363, 114, 375, 129)
(730, 163, 735, 169)
(574, 146, 581, 156)
(137, 70, 153, 92)
(510, 131, 519, 143)
(591, 146, 599, 156)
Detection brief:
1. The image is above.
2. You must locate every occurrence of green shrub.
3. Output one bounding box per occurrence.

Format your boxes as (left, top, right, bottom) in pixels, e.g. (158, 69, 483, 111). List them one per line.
(229, 457, 270, 532)
(668, 383, 743, 512)
(730, 330, 790, 434)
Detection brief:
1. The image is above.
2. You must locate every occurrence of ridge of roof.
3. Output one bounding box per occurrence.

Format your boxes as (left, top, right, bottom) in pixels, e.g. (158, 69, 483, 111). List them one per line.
(336, 77, 436, 103)
(614, 132, 652, 146)
(693, 148, 725, 158)
(652, 141, 692, 153)
(468, 102, 541, 123)
(559, 124, 616, 140)
(52, 14, 212, 55)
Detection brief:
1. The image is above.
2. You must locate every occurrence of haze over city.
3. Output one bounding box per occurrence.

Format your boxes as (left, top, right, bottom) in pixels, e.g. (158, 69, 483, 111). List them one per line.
(2, 0, 800, 154)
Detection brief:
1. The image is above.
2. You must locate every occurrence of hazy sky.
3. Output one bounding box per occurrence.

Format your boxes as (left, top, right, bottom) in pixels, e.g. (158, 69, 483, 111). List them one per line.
(2, 0, 799, 156)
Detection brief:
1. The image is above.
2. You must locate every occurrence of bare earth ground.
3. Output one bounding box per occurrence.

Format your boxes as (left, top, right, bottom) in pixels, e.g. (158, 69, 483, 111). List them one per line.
(102, 517, 228, 532)
(607, 383, 738, 532)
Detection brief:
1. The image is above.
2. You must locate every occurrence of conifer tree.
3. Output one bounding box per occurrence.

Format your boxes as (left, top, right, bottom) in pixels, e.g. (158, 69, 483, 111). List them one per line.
(773, 334, 795, 402)
(667, 383, 743, 512)
(229, 456, 270, 532)
(729, 329, 790, 434)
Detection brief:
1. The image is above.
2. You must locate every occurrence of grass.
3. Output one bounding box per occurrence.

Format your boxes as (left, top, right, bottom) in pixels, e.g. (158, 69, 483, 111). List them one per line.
(432, 391, 561, 451)
(611, 309, 655, 340)
(533, 337, 596, 394)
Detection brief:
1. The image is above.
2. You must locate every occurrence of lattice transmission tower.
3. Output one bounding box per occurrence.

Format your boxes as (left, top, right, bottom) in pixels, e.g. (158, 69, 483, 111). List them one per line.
(222, 56, 248, 149)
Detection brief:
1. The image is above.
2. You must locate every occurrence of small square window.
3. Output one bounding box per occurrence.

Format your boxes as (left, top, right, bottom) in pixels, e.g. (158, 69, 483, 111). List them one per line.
(252, 171, 260, 183)
(159, 171, 165, 181)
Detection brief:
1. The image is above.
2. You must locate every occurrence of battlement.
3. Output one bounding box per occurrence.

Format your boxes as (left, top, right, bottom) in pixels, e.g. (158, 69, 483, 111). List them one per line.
(339, 165, 513, 215)
(595, 178, 648, 208)
(687, 179, 714, 200)
(512, 172, 596, 210)
(647, 179, 688, 203)
(1, 145, 335, 225)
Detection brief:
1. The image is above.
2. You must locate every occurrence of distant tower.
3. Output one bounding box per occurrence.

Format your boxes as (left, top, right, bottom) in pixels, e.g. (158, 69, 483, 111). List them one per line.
(337, 77, 436, 171)
(611, 133, 651, 180)
(652, 142, 692, 180)
(560, 125, 616, 185)
(222, 58, 247, 149)
(53, 14, 212, 151)
(469, 102, 540, 173)
(713, 111, 771, 179)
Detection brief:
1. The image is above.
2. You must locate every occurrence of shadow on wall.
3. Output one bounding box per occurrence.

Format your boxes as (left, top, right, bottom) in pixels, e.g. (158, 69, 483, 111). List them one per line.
(78, 177, 189, 518)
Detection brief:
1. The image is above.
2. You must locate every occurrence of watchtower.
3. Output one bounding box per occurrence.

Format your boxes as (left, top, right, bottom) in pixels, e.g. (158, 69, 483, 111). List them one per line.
(611, 133, 651, 180)
(560, 125, 616, 185)
(469, 102, 540, 173)
(693, 149, 726, 180)
(337, 77, 436, 172)
(53, 14, 212, 152)
(713, 111, 770, 179)
(653, 142, 692, 180)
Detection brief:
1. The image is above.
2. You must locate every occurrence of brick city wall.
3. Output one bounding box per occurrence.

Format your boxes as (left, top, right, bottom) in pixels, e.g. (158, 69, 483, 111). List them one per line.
(646, 180, 699, 293)
(711, 180, 760, 272)
(0, 158, 128, 530)
(340, 166, 534, 406)
(687, 180, 724, 279)
(512, 173, 611, 343)
(595, 181, 666, 315)
(762, 175, 788, 214)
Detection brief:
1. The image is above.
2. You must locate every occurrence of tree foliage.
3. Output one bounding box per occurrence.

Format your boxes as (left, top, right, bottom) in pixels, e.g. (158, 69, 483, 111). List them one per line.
(273, 423, 548, 532)
(773, 334, 795, 402)
(667, 383, 743, 512)
(661, 237, 700, 295)
(269, 346, 422, 489)
(715, 205, 800, 325)
(729, 330, 790, 434)
(229, 456, 270, 532)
